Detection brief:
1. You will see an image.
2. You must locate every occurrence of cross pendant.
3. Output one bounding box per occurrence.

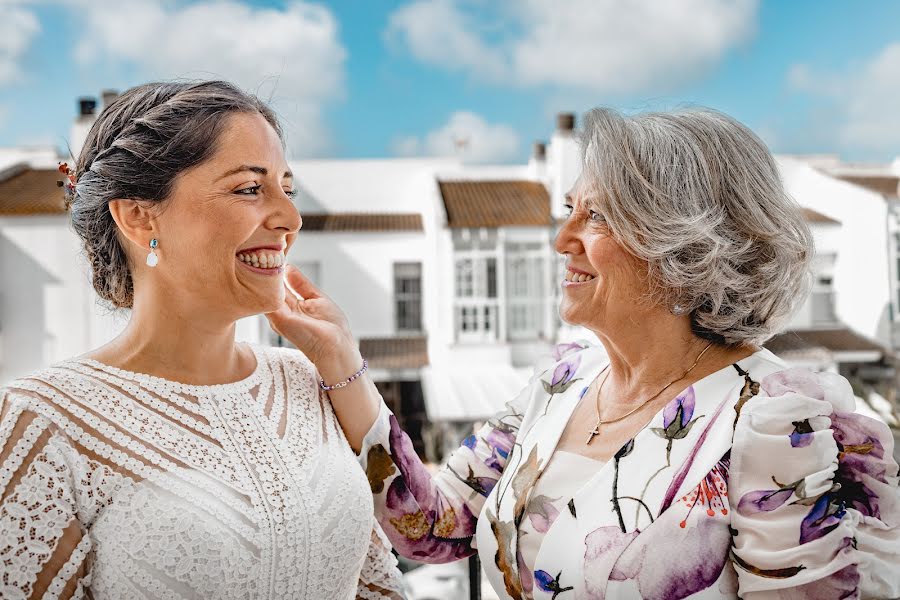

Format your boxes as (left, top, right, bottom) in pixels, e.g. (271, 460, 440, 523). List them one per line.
(585, 426, 601, 445)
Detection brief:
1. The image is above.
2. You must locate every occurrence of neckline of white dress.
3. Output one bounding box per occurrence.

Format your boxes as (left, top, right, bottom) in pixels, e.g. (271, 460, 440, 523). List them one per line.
(69, 343, 266, 394)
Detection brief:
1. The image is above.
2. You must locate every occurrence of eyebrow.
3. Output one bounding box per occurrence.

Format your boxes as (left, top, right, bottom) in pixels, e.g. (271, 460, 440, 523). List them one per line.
(217, 165, 293, 181)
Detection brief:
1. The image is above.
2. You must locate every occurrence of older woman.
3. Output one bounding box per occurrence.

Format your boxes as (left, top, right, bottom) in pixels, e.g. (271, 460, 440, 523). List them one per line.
(269, 107, 900, 599)
(0, 81, 403, 599)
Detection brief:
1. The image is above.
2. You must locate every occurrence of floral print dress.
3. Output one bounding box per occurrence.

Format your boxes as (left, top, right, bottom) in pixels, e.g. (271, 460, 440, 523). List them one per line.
(359, 343, 900, 599)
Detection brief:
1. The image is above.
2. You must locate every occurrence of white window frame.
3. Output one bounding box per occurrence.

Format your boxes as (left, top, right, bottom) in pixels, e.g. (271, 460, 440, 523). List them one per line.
(394, 262, 423, 334)
(453, 248, 499, 343)
(505, 242, 547, 340)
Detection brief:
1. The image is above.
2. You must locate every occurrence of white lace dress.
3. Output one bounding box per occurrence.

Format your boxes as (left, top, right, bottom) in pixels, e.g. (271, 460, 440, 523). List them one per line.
(0, 344, 404, 600)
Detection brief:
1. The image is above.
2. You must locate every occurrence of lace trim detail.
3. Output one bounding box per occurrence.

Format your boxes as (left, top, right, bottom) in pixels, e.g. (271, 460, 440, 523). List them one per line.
(44, 534, 92, 600)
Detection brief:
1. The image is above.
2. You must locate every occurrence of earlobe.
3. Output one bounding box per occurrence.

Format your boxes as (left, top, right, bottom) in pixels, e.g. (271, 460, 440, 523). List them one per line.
(108, 198, 157, 251)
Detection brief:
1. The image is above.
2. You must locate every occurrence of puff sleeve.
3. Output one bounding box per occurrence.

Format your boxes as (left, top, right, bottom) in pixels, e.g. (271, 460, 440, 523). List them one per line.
(729, 367, 900, 599)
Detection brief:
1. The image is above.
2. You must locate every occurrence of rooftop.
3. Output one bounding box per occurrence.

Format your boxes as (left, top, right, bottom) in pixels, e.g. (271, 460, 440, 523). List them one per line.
(765, 327, 887, 359)
(300, 213, 423, 232)
(438, 180, 551, 228)
(360, 336, 429, 370)
(801, 207, 840, 224)
(0, 167, 67, 216)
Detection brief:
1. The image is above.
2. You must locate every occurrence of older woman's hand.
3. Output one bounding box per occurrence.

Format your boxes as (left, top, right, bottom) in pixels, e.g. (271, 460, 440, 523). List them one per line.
(266, 265, 359, 371)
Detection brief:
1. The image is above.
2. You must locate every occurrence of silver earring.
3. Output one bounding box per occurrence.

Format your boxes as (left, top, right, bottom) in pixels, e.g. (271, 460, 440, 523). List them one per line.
(672, 303, 685, 315)
(146, 238, 159, 267)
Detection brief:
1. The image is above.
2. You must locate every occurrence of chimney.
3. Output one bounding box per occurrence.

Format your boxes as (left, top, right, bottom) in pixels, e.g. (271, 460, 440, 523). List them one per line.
(78, 98, 97, 119)
(556, 112, 576, 133)
(101, 89, 120, 109)
(548, 112, 581, 219)
(70, 96, 98, 159)
(528, 141, 547, 180)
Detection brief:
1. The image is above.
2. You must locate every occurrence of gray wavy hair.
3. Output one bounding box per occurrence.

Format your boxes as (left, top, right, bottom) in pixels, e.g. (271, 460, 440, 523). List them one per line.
(580, 107, 813, 346)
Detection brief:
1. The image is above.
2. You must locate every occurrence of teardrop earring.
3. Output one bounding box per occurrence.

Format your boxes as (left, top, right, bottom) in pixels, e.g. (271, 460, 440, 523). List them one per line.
(146, 238, 159, 267)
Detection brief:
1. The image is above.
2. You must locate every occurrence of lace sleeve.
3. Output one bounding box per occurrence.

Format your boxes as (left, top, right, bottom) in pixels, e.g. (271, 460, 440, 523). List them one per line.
(0, 391, 92, 600)
(356, 521, 405, 600)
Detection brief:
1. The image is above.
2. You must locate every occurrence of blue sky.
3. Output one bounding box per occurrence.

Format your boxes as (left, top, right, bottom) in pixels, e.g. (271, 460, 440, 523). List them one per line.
(1, 0, 899, 163)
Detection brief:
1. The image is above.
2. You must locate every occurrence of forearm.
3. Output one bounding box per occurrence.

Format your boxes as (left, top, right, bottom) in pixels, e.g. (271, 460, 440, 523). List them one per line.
(318, 346, 382, 453)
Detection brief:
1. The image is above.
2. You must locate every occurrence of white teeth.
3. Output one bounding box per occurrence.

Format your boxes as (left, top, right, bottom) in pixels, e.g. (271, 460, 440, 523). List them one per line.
(565, 270, 596, 283)
(238, 251, 285, 269)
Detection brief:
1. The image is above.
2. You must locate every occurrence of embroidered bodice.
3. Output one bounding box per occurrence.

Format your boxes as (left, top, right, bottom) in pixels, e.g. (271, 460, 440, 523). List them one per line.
(0, 344, 403, 600)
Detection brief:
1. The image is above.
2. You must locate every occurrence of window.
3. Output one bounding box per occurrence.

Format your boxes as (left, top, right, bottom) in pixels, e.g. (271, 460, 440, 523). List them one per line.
(810, 253, 836, 325)
(506, 243, 547, 340)
(453, 254, 499, 342)
(394, 262, 423, 333)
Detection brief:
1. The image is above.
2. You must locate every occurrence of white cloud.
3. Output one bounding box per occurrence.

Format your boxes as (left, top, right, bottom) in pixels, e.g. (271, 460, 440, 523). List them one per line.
(387, 0, 758, 94)
(0, 3, 40, 85)
(392, 111, 520, 163)
(788, 42, 900, 154)
(73, 0, 346, 157)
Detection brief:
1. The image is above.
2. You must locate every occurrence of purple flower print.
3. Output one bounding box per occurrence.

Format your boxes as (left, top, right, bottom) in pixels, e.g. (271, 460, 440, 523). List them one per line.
(737, 485, 797, 514)
(800, 492, 847, 544)
(526, 494, 561, 533)
(485, 427, 514, 461)
(653, 387, 703, 442)
(664, 387, 696, 429)
(607, 511, 733, 599)
(542, 356, 582, 396)
(789, 419, 814, 448)
(737, 408, 892, 546)
(534, 569, 574, 599)
(552, 341, 586, 361)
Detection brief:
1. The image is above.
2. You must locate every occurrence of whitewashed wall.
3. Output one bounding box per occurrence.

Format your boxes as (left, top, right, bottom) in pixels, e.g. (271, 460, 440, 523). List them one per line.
(288, 231, 431, 338)
(0, 216, 126, 382)
(778, 157, 891, 343)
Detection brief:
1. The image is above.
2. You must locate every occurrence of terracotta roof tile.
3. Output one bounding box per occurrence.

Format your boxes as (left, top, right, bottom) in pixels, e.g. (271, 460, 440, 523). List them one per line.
(438, 180, 551, 228)
(801, 207, 840, 224)
(834, 174, 899, 198)
(765, 328, 887, 356)
(359, 337, 429, 370)
(301, 213, 423, 232)
(0, 167, 67, 216)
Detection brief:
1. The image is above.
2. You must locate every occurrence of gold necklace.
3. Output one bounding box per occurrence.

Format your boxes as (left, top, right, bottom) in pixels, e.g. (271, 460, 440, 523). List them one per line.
(585, 342, 713, 445)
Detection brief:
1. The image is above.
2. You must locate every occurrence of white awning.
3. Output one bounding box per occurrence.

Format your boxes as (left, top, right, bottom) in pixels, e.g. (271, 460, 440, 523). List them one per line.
(421, 364, 532, 422)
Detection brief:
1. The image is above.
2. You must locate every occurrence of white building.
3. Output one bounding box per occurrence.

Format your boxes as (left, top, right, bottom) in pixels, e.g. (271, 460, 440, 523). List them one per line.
(1, 98, 897, 456)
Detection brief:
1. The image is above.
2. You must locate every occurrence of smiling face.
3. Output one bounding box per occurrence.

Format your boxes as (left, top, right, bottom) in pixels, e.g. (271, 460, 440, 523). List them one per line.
(143, 111, 301, 319)
(554, 177, 655, 335)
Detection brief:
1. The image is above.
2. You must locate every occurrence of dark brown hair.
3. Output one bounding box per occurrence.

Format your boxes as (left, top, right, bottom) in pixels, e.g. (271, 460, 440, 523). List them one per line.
(69, 80, 282, 308)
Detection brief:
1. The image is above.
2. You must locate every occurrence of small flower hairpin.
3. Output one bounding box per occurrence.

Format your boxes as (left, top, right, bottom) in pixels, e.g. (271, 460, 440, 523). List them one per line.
(57, 162, 76, 193)
(58, 162, 77, 208)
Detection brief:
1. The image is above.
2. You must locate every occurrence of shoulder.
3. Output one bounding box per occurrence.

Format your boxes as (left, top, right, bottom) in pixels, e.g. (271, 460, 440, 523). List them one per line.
(253, 343, 321, 389)
(255, 343, 314, 370)
(2, 361, 95, 414)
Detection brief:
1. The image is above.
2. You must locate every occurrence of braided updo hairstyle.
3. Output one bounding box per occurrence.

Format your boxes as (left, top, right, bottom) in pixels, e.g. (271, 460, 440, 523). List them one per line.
(68, 81, 282, 308)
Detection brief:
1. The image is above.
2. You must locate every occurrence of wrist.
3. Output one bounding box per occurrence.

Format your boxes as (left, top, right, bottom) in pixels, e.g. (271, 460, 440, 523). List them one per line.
(317, 346, 365, 388)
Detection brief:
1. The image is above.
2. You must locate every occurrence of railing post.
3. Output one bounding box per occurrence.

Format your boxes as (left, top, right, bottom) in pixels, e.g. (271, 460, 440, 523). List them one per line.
(468, 554, 481, 600)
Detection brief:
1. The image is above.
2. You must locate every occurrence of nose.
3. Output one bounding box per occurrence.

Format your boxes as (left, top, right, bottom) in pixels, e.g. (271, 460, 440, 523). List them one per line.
(554, 213, 582, 256)
(269, 189, 302, 234)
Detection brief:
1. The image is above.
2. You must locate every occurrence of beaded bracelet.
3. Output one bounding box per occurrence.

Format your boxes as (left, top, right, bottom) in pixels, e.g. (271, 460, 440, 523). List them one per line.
(319, 359, 368, 391)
